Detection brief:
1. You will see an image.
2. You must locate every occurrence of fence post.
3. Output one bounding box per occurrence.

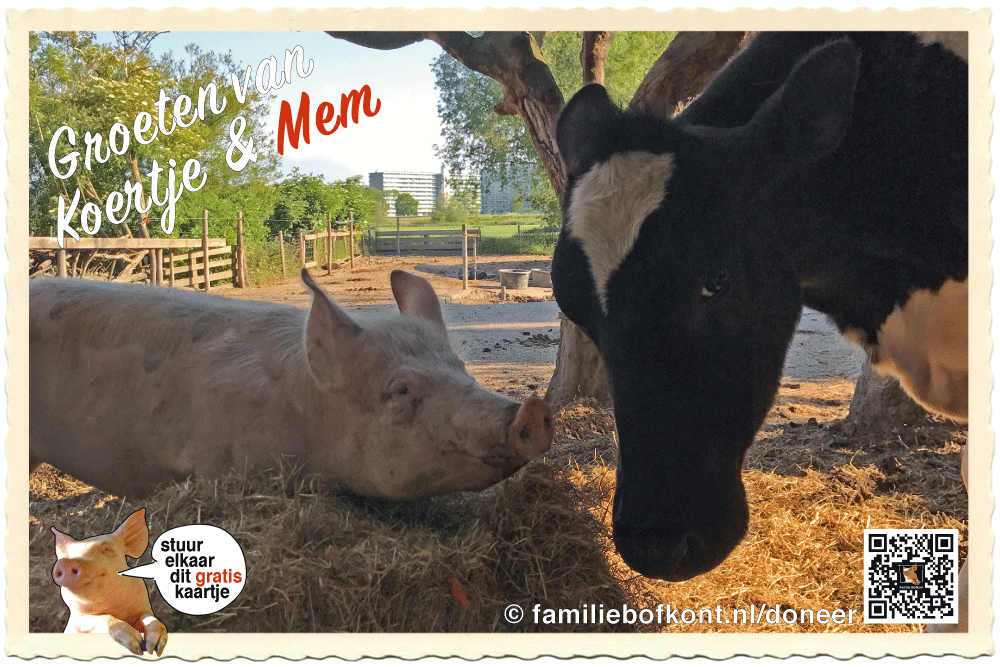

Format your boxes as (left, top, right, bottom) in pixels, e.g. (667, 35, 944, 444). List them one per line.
(348, 211, 355, 268)
(57, 248, 67, 278)
(299, 230, 306, 267)
(278, 230, 287, 278)
(202, 210, 210, 292)
(462, 223, 468, 291)
(396, 216, 401, 255)
(237, 212, 246, 288)
(473, 235, 478, 278)
(326, 212, 333, 275)
(169, 249, 175, 287)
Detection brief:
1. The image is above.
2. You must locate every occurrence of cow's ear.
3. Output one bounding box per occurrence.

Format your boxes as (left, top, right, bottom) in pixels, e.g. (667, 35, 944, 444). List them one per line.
(302, 269, 368, 389)
(557, 84, 620, 177)
(746, 37, 861, 175)
(114, 509, 149, 558)
(390, 270, 447, 336)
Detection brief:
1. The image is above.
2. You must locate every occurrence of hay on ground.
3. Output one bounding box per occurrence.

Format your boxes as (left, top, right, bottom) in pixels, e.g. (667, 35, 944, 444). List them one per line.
(29, 397, 966, 634)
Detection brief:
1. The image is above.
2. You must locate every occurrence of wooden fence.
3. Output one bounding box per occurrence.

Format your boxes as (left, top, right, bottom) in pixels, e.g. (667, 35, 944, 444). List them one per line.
(372, 228, 481, 254)
(298, 213, 356, 274)
(29, 211, 248, 291)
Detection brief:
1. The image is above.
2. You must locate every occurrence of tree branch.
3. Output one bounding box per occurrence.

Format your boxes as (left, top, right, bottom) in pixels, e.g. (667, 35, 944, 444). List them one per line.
(629, 31, 751, 116)
(581, 32, 615, 86)
(325, 32, 429, 50)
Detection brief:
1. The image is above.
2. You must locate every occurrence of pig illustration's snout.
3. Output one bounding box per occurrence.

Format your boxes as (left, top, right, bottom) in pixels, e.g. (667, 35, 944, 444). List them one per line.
(53, 558, 83, 587)
(508, 396, 554, 461)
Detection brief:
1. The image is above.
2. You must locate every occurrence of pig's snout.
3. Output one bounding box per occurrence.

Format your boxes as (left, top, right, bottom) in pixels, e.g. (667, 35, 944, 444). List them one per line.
(52, 558, 84, 588)
(508, 396, 554, 461)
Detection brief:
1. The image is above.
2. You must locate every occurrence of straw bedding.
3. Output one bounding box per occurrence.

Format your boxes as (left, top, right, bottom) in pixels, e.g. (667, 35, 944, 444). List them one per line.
(29, 393, 966, 634)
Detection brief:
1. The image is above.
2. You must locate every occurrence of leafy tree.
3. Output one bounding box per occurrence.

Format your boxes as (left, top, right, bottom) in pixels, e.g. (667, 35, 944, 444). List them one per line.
(431, 54, 536, 187)
(431, 193, 468, 225)
(334, 176, 375, 230)
(429, 32, 679, 226)
(267, 169, 339, 235)
(267, 172, 375, 237)
(370, 188, 393, 228)
(395, 192, 419, 216)
(29, 31, 280, 242)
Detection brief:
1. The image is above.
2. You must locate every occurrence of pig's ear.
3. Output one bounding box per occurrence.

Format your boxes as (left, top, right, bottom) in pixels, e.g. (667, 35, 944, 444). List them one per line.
(114, 509, 150, 558)
(302, 269, 367, 389)
(51, 527, 76, 556)
(390, 270, 447, 335)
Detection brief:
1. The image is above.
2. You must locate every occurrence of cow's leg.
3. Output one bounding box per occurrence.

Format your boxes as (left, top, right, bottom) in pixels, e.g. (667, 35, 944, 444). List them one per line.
(925, 445, 968, 633)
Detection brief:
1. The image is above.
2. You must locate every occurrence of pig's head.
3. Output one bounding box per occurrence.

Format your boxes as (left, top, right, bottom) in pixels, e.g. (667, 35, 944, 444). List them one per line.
(300, 269, 553, 499)
(51, 509, 149, 607)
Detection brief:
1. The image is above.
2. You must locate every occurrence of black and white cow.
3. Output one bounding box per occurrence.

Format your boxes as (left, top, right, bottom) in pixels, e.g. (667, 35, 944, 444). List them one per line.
(552, 32, 968, 585)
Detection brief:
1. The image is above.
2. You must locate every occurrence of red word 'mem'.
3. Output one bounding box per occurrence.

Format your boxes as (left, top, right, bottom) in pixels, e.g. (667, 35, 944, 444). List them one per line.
(277, 86, 382, 155)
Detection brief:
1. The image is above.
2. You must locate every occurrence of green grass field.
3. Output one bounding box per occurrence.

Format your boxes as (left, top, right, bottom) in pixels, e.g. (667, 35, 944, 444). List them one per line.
(385, 213, 545, 228)
(374, 213, 557, 255)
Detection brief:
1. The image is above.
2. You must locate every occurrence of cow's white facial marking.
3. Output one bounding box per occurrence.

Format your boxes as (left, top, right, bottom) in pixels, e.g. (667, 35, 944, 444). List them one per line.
(913, 32, 969, 62)
(859, 278, 968, 420)
(567, 151, 674, 313)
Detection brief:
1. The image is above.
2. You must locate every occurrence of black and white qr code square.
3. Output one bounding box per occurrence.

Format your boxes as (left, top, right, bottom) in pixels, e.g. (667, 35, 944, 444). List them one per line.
(864, 529, 959, 624)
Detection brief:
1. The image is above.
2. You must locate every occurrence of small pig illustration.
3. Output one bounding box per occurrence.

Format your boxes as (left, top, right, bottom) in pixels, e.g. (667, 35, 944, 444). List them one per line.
(51, 509, 167, 656)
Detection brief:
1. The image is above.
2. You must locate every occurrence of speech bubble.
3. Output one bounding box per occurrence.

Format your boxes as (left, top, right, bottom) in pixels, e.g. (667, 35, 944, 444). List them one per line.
(120, 524, 247, 615)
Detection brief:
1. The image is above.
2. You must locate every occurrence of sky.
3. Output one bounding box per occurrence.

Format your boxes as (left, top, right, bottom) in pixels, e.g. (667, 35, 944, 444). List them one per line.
(96, 31, 447, 186)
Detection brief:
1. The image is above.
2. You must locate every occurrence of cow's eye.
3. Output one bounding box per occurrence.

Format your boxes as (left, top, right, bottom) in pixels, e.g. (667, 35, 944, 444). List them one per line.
(700, 269, 731, 301)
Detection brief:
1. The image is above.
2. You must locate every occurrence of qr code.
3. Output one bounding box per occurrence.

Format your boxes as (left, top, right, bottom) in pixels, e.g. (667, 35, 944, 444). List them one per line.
(864, 529, 958, 623)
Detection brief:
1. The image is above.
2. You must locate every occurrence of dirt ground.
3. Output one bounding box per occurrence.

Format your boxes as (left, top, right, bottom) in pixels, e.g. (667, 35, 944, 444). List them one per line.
(28, 253, 967, 635)
(229, 254, 555, 308)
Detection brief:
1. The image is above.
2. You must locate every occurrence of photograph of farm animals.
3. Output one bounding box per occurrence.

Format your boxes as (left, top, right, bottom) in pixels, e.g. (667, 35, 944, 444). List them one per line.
(49, 509, 168, 656)
(552, 31, 968, 625)
(29, 269, 553, 499)
(25, 27, 973, 640)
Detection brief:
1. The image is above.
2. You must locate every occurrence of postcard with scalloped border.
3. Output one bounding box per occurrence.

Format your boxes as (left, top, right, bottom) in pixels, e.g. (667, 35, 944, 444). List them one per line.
(4, 6, 993, 660)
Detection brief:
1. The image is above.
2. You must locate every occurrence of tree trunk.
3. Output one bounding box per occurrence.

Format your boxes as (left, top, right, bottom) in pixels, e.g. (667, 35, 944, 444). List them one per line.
(581, 32, 615, 86)
(545, 314, 611, 408)
(847, 360, 937, 430)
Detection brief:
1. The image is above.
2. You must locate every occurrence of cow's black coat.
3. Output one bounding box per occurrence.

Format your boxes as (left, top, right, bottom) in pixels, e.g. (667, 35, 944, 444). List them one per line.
(552, 32, 967, 580)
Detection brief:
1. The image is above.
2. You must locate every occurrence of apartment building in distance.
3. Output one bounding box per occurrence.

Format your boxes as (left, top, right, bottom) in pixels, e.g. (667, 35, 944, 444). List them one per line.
(369, 167, 481, 216)
(368, 170, 443, 216)
(479, 165, 535, 215)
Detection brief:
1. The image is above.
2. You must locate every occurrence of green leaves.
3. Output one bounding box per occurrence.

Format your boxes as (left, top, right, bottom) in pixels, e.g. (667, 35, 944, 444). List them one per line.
(430, 31, 677, 218)
(266, 171, 375, 237)
(29, 31, 279, 242)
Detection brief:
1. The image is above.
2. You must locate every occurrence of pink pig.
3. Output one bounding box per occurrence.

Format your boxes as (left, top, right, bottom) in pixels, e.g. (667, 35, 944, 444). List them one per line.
(50, 509, 168, 656)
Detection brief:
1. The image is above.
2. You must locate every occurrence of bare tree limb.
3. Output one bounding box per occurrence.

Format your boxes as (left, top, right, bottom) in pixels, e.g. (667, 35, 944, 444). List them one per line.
(581, 32, 615, 86)
(325, 32, 429, 50)
(629, 31, 751, 116)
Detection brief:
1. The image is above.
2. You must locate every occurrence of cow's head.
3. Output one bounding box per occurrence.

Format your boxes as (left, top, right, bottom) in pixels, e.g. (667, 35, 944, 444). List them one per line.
(552, 39, 861, 580)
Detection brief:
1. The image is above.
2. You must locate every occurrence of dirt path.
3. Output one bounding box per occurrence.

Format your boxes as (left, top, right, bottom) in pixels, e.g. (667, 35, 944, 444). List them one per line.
(228, 254, 866, 400)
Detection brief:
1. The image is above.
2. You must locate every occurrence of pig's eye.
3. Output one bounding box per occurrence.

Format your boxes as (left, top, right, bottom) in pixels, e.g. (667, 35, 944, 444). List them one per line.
(102, 546, 115, 557)
(386, 382, 410, 400)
